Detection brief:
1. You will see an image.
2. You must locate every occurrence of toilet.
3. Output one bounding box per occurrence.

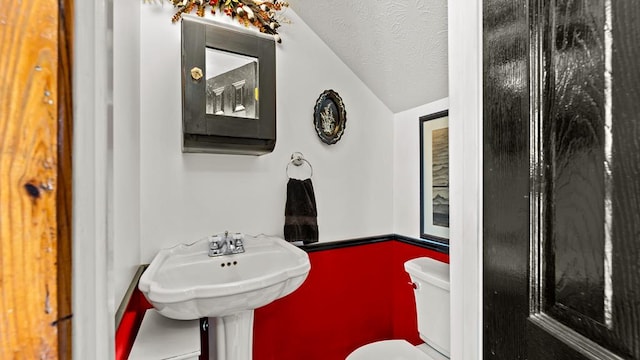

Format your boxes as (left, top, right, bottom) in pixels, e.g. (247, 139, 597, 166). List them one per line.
(347, 257, 450, 360)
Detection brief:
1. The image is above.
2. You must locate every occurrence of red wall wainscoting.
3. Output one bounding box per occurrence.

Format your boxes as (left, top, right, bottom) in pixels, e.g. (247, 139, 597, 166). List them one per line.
(116, 285, 153, 360)
(116, 239, 449, 360)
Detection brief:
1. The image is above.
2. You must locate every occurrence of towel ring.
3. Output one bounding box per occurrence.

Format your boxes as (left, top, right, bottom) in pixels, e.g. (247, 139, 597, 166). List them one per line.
(286, 152, 313, 179)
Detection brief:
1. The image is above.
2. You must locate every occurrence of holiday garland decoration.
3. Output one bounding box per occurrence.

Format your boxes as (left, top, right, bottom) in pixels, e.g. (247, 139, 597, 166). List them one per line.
(147, 0, 289, 42)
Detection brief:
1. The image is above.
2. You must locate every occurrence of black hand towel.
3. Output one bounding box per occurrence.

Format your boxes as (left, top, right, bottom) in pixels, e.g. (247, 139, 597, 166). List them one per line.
(284, 178, 319, 244)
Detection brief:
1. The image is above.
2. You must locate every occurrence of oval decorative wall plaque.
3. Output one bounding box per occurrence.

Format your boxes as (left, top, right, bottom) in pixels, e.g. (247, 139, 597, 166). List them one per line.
(313, 90, 347, 145)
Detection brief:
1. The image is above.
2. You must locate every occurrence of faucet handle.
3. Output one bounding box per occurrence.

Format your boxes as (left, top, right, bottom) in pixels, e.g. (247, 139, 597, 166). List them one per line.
(233, 233, 244, 245)
(233, 233, 245, 252)
(208, 235, 223, 256)
(209, 235, 221, 248)
(209, 235, 222, 250)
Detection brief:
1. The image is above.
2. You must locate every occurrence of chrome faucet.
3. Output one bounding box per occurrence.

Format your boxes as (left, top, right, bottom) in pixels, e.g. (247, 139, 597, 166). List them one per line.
(208, 231, 245, 257)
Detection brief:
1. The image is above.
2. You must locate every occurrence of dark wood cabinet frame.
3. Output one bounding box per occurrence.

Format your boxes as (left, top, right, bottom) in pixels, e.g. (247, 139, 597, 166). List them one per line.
(181, 17, 276, 155)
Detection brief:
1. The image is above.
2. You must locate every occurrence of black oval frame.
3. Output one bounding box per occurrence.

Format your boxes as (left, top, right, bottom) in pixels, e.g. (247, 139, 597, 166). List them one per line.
(313, 90, 347, 145)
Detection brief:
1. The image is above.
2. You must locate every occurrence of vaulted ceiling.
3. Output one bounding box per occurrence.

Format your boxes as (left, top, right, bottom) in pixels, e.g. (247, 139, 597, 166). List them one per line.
(287, 0, 449, 113)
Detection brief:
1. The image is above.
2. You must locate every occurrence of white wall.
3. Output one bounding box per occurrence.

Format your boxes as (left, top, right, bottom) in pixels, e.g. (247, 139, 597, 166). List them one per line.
(393, 98, 449, 238)
(112, 0, 141, 313)
(138, 7, 395, 262)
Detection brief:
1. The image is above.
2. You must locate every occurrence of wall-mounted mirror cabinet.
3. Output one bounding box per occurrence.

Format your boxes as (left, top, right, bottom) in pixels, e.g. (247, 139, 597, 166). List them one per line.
(181, 16, 276, 155)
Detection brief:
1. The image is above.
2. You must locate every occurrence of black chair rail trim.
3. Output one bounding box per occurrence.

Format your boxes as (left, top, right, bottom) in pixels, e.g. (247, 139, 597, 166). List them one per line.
(298, 233, 449, 254)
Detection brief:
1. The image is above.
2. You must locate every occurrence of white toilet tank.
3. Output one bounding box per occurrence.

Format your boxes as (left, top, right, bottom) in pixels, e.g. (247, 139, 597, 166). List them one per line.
(404, 257, 450, 358)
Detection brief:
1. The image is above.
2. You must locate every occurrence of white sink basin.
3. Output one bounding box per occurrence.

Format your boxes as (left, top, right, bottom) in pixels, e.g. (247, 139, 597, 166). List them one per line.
(139, 234, 311, 320)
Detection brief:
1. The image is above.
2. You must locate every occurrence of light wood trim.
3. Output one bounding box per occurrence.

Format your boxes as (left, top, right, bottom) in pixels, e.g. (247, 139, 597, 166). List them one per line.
(0, 0, 60, 358)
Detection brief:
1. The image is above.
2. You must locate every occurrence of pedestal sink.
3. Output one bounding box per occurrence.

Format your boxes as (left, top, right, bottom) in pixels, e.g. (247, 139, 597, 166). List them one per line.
(139, 234, 311, 360)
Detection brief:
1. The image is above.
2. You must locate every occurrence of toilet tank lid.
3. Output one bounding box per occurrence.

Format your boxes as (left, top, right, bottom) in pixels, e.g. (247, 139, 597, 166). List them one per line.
(404, 257, 450, 290)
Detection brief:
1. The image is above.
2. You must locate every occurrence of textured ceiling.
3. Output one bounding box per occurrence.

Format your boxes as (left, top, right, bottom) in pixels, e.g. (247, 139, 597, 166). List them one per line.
(287, 0, 449, 113)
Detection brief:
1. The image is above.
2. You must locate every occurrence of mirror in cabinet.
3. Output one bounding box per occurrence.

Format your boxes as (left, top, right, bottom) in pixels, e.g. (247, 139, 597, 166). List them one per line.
(182, 16, 276, 155)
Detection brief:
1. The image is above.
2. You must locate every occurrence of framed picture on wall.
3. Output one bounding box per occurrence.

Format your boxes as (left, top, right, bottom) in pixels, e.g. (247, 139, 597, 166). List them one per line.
(420, 110, 449, 244)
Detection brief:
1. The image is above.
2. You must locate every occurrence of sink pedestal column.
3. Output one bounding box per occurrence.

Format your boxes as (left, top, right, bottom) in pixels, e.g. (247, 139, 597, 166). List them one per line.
(209, 310, 254, 360)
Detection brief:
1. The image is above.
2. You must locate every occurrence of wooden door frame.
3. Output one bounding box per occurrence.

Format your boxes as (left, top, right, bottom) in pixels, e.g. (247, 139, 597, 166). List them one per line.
(447, 1, 483, 360)
(72, 0, 114, 359)
(1, 1, 61, 357)
(58, 0, 74, 358)
(0, 0, 74, 357)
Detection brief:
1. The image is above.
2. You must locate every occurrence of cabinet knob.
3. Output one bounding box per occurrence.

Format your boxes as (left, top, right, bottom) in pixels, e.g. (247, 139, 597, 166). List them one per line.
(190, 67, 203, 81)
